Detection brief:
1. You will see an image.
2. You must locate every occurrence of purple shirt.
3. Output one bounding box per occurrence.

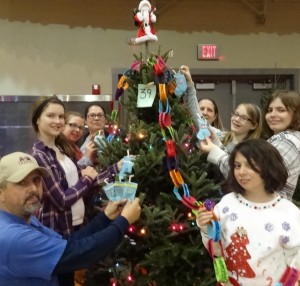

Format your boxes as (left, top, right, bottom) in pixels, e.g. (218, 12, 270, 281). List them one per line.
(31, 139, 119, 236)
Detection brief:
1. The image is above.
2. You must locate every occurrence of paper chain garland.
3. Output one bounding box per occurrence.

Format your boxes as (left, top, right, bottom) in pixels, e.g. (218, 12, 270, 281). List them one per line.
(113, 54, 300, 285)
(113, 55, 229, 283)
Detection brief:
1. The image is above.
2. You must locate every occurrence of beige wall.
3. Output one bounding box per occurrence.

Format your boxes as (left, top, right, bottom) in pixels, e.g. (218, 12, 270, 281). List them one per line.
(1, 0, 300, 95)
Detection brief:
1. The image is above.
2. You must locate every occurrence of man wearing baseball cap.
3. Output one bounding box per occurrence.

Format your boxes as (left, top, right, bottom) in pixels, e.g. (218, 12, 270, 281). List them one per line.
(0, 152, 141, 286)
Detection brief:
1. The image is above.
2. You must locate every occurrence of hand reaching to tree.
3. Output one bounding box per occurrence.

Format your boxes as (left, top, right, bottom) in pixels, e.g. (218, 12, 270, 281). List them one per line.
(104, 199, 127, 220)
(84, 141, 97, 161)
(200, 137, 216, 153)
(120, 198, 141, 224)
(200, 125, 224, 153)
(81, 166, 98, 180)
(179, 65, 193, 85)
(104, 198, 141, 224)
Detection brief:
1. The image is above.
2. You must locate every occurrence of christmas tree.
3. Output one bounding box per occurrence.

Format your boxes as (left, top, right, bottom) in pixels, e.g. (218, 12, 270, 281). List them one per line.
(83, 1, 220, 285)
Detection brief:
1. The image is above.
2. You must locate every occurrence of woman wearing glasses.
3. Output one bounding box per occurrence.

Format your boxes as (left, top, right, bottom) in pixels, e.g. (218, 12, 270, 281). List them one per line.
(79, 103, 107, 165)
(62, 111, 97, 168)
(202, 90, 300, 201)
(200, 102, 262, 175)
(200, 103, 262, 187)
(180, 65, 262, 184)
(222, 104, 262, 153)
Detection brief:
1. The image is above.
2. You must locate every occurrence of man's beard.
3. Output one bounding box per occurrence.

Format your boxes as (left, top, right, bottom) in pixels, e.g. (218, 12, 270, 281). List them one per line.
(24, 195, 41, 215)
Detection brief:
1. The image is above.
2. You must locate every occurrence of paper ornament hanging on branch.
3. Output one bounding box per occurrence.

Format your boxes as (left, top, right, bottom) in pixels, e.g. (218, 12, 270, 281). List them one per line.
(131, 0, 158, 45)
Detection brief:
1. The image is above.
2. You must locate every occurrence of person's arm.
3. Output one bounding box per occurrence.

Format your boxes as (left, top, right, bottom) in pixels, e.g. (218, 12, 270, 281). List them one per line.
(77, 154, 93, 168)
(93, 163, 119, 187)
(183, 83, 202, 129)
(268, 134, 300, 201)
(200, 137, 230, 178)
(33, 150, 94, 211)
(54, 215, 129, 273)
(196, 206, 223, 257)
(54, 199, 141, 273)
(180, 65, 224, 141)
(179, 65, 203, 130)
(77, 140, 98, 168)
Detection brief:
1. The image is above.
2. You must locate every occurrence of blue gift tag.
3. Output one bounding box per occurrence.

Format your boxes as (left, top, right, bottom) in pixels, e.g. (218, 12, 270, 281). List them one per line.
(197, 116, 211, 140)
(114, 181, 138, 202)
(174, 72, 187, 97)
(119, 156, 135, 181)
(103, 183, 117, 201)
(113, 183, 125, 201)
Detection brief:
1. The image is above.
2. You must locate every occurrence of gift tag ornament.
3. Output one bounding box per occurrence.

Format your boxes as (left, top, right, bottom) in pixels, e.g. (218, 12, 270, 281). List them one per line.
(103, 169, 137, 202)
(174, 72, 187, 97)
(213, 257, 229, 283)
(103, 182, 118, 201)
(196, 115, 211, 140)
(208, 239, 229, 284)
(94, 130, 106, 147)
(114, 181, 138, 202)
(119, 152, 136, 181)
(137, 83, 156, 108)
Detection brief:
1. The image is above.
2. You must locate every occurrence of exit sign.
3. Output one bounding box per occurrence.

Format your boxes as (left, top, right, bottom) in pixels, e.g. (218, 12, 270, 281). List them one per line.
(197, 44, 219, 60)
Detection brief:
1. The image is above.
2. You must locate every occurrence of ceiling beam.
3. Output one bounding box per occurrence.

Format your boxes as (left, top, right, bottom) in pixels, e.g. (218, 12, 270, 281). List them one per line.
(240, 0, 270, 24)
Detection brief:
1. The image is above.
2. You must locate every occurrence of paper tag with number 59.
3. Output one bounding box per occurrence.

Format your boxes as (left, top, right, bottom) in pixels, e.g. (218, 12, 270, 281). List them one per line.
(137, 83, 156, 108)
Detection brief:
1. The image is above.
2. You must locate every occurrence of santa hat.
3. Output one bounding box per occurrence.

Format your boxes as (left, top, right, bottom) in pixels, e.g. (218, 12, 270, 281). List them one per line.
(138, 0, 152, 10)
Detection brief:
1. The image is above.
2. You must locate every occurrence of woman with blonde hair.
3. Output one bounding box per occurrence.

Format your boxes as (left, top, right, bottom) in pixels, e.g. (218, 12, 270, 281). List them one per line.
(221, 102, 262, 153)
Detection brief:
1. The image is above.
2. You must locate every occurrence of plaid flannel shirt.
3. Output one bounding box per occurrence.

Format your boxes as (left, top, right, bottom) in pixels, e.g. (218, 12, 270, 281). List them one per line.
(31, 140, 119, 236)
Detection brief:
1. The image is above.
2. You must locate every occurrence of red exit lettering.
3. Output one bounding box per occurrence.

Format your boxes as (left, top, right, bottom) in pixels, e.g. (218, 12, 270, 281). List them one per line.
(198, 44, 219, 60)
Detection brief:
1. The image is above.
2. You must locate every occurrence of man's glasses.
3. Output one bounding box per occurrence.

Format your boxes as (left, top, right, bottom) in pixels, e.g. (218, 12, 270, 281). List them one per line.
(87, 113, 105, 119)
(67, 123, 85, 131)
(231, 112, 252, 123)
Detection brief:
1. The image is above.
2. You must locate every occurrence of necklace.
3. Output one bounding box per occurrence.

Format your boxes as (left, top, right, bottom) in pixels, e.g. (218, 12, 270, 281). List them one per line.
(235, 193, 282, 210)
